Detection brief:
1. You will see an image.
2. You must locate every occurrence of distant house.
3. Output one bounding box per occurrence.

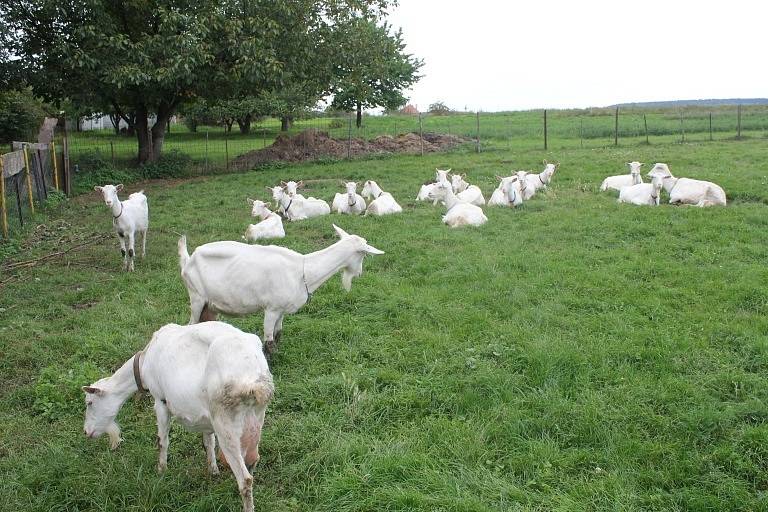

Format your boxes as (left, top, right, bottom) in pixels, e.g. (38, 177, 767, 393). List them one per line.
(399, 104, 419, 115)
(77, 114, 178, 131)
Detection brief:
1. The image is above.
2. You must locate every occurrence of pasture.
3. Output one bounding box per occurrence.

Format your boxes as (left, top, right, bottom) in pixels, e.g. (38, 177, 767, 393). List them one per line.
(1, 138, 768, 511)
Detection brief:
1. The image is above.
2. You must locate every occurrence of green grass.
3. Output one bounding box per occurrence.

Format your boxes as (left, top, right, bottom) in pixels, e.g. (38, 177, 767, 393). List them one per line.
(2, 139, 768, 510)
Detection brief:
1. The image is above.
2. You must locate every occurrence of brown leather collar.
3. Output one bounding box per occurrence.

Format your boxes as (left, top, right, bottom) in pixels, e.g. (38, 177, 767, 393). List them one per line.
(133, 351, 146, 394)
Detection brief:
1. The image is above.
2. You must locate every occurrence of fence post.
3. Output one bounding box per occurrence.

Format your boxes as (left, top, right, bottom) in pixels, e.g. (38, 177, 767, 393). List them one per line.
(679, 111, 685, 143)
(347, 113, 352, 159)
(614, 107, 619, 146)
(0, 157, 7, 238)
(508, 114, 512, 150)
(419, 113, 424, 156)
(543, 109, 548, 150)
(62, 119, 72, 195)
(262, 127, 266, 149)
(737, 104, 742, 139)
(476, 111, 480, 153)
(580, 118, 584, 148)
(22, 144, 35, 214)
(205, 131, 209, 172)
(50, 142, 60, 190)
(110, 141, 115, 166)
(225, 132, 229, 171)
(709, 112, 713, 141)
(14, 176, 23, 226)
(642, 114, 649, 144)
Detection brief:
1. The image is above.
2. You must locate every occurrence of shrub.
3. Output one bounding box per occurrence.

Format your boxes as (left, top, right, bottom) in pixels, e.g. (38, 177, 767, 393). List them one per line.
(139, 150, 191, 179)
(0, 88, 48, 143)
(328, 119, 345, 129)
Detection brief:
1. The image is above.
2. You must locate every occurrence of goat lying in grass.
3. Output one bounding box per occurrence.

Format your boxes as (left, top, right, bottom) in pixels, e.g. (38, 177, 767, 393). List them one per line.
(94, 184, 148, 271)
(417, 168, 452, 204)
(488, 175, 525, 207)
(362, 180, 403, 215)
(647, 163, 727, 207)
(83, 321, 274, 512)
(178, 225, 384, 356)
(618, 174, 664, 206)
(244, 199, 285, 242)
(520, 162, 559, 199)
(273, 185, 330, 221)
(428, 180, 488, 227)
(601, 161, 644, 192)
(332, 182, 366, 215)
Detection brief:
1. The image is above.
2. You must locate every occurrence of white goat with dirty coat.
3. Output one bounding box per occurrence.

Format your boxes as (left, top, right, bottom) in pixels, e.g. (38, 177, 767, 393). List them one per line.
(520, 162, 559, 199)
(601, 162, 644, 192)
(94, 184, 148, 271)
(429, 181, 488, 227)
(488, 175, 525, 207)
(83, 322, 273, 512)
(362, 180, 403, 215)
(647, 163, 727, 207)
(618, 174, 664, 206)
(273, 185, 330, 221)
(178, 225, 384, 356)
(244, 199, 285, 242)
(332, 182, 366, 215)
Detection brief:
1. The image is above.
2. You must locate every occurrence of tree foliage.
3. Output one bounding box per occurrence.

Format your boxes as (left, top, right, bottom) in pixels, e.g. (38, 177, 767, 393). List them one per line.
(0, 88, 49, 143)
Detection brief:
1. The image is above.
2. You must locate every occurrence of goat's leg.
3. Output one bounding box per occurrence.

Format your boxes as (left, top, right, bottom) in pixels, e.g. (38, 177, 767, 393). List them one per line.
(117, 232, 127, 269)
(274, 314, 285, 347)
(141, 228, 148, 258)
(214, 417, 253, 512)
(242, 410, 265, 472)
(154, 400, 171, 473)
(203, 432, 219, 475)
(263, 310, 281, 358)
(126, 231, 136, 272)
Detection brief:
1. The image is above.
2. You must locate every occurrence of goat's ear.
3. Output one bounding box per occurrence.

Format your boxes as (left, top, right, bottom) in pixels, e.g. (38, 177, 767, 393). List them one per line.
(297, 180, 304, 188)
(554, 162, 560, 169)
(265, 186, 273, 192)
(280, 181, 287, 186)
(446, 168, 452, 173)
(495, 175, 503, 181)
(332, 224, 350, 238)
(116, 184, 124, 191)
(461, 173, 466, 178)
(543, 159, 548, 165)
(364, 243, 385, 255)
(93, 186, 102, 192)
(247, 197, 255, 205)
(82, 386, 102, 395)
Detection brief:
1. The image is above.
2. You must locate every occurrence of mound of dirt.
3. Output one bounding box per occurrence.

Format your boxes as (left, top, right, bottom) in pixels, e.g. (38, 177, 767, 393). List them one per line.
(231, 129, 468, 170)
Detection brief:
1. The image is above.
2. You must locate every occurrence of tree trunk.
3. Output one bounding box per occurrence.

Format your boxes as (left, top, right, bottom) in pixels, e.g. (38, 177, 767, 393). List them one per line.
(109, 113, 120, 135)
(356, 102, 362, 129)
(224, 119, 234, 133)
(237, 113, 252, 134)
(135, 108, 153, 164)
(150, 105, 174, 162)
(280, 115, 293, 131)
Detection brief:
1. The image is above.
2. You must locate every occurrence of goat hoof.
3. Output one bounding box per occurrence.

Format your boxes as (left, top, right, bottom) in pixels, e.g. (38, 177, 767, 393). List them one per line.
(157, 463, 167, 473)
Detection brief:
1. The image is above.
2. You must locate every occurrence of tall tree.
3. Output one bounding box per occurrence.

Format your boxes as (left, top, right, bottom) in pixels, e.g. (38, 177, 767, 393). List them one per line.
(331, 18, 422, 128)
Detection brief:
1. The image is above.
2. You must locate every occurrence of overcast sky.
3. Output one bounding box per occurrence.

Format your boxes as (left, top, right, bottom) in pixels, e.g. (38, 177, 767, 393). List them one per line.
(386, 1, 767, 112)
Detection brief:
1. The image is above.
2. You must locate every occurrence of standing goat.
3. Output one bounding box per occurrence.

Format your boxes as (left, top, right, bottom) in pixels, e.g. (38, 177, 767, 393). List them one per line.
(647, 163, 727, 207)
(83, 322, 273, 512)
(428, 181, 488, 227)
(244, 199, 285, 242)
(178, 225, 384, 356)
(332, 182, 367, 215)
(94, 184, 148, 271)
(362, 180, 403, 215)
(618, 174, 664, 206)
(601, 162, 644, 192)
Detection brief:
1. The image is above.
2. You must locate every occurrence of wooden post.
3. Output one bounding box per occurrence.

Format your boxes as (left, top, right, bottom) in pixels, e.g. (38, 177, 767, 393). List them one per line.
(225, 134, 229, 171)
(347, 113, 352, 159)
(0, 157, 8, 238)
(419, 113, 424, 156)
(709, 112, 713, 141)
(262, 127, 266, 148)
(679, 111, 685, 143)
(35, 148, 47, 201)
(580, 118, 584, 148)
(62, 121, 71, 196)
(737, 104, 742, 139)
(205, 131, 209, 172)
(476, 111, 480, 153)
(614, 107, 619, 146)
(14, 176, 23, 226)
(50, 142, 60, 190)
(110, 141, 115, 166)
(543, 109, 548, 150)
(643, 114, 649, 144)
(508, 115, 512, 150)
(22, 145, 35, 214)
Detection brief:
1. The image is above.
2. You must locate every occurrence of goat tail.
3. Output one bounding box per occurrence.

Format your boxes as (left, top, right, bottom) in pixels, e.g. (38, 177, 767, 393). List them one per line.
(178, 235, 190, 270)
(219, 377, 275, 408)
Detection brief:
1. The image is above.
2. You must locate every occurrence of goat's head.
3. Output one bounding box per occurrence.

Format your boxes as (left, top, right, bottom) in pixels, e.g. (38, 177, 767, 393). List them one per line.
(344, 182, 358, 202)
(427, 180, 452, 201)
(450, 173, 468, 192)
(266, 185, 285, 203)
(94, 184, 124, 208)
(332, 224, 384, 291)
(435, 168, 451, 184)
(627, 161, 644, 175)
(651, 174, 664, 190)
(647, 163, 673, 179)
(247, 198, 270, 217)
(82, 380, 123, 450)
(361, 180, 378, 199)
(281, 180, 303, 197)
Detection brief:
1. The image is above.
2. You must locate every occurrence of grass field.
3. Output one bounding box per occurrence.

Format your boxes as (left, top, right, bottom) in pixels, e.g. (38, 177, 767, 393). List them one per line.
(2, 138, 768, 510)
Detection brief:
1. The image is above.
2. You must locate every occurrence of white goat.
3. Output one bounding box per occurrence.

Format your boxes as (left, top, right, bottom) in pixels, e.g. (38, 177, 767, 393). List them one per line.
(618, 174, 664, 206)
(282, 180, 303, 197)
(601, 162, 644, 192)
(428, 181, 488, 227)
(647, 163, 727, 207)
(332, 182, 366, 215)
(244, 199, 285, 242)
(488, 175, 525, 207)
(178, 225, 384, 356)
(435, 168, 451, 184)
(417, 169, 452, 203)
(83, 322, 273, 512)
(520, 162, 559, 199)
(456, 184, 486, 206)
(450, 173, 469, 193)
(361, 180, 403, 215)
(94, 184, 149, 271)
(273, 186, 330, 221)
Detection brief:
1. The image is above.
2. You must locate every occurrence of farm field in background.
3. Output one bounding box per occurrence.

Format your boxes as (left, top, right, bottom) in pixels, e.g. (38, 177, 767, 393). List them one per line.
(1, 139, 768, 510)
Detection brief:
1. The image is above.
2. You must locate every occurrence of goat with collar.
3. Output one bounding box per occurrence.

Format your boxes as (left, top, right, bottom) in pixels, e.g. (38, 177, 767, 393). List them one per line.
(94, 184, 149, 271)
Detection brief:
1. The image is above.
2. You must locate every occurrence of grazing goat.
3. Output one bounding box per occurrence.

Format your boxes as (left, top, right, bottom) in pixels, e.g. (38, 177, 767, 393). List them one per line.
(361, 180, 403, 215)
(244, 199, 285, 242)
(94, 184, 148, 271)
(601, 161, 644, 192)
(647, 163, 726, 206)
(178, 225, 384, 356)
(428, 181, 488, 227)
(488, 175, 525, 207)
(520, 162, 559, 199)
(273, 186, 330, 221)
(332, 182, 366, 215)
(618, 174, 664, 206)
(83, 322, 273, 512)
